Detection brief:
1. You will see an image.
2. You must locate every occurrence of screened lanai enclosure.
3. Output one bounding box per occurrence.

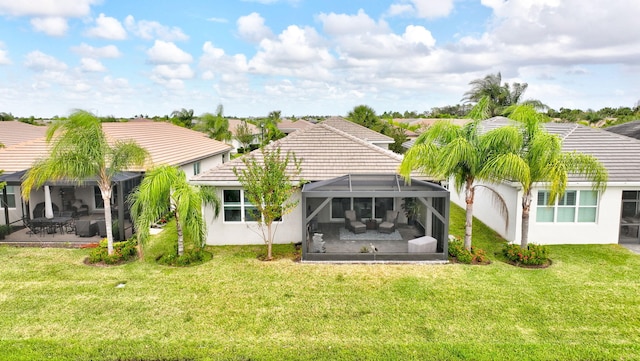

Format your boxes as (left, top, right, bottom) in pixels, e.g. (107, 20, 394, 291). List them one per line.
(301, 174, 449, 262)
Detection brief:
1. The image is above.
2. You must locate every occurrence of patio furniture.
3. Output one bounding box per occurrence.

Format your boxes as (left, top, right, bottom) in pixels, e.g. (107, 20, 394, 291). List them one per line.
(71, 200, 89, 218)
(96, 219, 107, 238)
(32, 202, 59, 219)
(408, 236, 437, 253)
(378, 210, 399, 234)
(345, 210, 366, 234)
(76, 220, 97, 237)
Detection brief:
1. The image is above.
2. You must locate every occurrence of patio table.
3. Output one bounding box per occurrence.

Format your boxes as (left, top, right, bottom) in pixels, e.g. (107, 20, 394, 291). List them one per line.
(31, 217, 73, 235)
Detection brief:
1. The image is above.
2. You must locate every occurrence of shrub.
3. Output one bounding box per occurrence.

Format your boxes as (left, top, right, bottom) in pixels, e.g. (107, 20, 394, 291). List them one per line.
(448, 237, 488, 264)
(157, 248, 211, 267)
(87, 238, 138, 265)
(502, 243, 549, 266)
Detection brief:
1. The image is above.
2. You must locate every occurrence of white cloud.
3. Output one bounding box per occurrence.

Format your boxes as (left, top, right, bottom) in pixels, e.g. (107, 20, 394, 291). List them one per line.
(146, 40, 193, 64)
(206, 17, 228, 23)
(199, 41, 249, 78)
(0, 42, 11, 65)
(0, 0, 99, 17)
(24, 50, 68, 71)
(319, 9, 388, 36)
(388, 0, 454, 19)
(85, 13, 127, 40)
(80, 57, 106, 72)
(237, 12, 273, 43)
(124, 15, 188, 41)
(152, 64, 194, 79)
(248, 25, 335, 80)
(30, 17, 68, 36)
(71, 43, 121, 58)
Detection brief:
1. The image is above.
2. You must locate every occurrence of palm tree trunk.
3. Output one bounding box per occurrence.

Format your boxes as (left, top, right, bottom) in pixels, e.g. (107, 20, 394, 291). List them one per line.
(521, 190, 532, 249)
(101, 186, 115, 255)
(176, 211, 184, 256)
(464, 180, 475, 251)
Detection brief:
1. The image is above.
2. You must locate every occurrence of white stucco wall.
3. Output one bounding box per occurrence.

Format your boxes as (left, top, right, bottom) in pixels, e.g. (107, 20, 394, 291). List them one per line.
(203, 189, 303, 246)
(451, 179, 632, 245)
(181, 153, 228, 179)
(450, 180, 521, 242)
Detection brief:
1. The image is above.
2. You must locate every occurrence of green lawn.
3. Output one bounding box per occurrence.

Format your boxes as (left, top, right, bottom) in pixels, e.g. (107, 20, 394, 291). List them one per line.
(1, 205, 640, 360)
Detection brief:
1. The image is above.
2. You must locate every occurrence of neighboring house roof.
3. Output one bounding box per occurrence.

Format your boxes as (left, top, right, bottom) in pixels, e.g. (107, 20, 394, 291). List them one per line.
(227, 118, 259, 136)
(482, 117, 640, 183)
(191, 122, 404, 185)
(0, 121, 232, 173)
(321, 117, 393, 144)
(408, 118, 471, 130)
(0, 121, 47, 147)
(277, 118, 314, 134)
(603, 120, 640, 140)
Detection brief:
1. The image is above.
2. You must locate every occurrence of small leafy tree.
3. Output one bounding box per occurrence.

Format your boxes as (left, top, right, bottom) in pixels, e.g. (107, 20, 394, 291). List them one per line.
(234, 120, 255, 153)
(233, 147, 302, 260)
(129, 165, 220, 258)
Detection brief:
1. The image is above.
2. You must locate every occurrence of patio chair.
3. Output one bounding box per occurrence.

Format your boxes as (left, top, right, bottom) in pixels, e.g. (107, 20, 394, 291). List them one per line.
(76, 220, 97, 237)
(23, 218, 41, 237)
(378, 210, 399, 234)
(344, 210, 366, 234)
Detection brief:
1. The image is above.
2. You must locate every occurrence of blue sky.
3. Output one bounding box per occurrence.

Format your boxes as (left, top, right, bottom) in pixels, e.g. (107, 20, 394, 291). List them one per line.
(0, 0, 639, 118)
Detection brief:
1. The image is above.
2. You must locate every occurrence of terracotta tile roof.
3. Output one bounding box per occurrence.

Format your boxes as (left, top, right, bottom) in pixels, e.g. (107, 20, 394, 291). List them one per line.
(321, 117, 393, 143)
(0, 121, 47, 147)
(227, 118, 259, 136)
(277, 118, 315, 133)
(191, 122, 404, 185)
(0, 121, 231, 173)
(483, 117, 640, 183)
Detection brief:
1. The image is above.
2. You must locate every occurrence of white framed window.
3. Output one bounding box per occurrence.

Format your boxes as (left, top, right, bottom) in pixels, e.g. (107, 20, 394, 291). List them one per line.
(193, 162, 201, 176)
(222, 189, 259, 223)
(536, 190, 598, 223)
(1, 186, 16, 208)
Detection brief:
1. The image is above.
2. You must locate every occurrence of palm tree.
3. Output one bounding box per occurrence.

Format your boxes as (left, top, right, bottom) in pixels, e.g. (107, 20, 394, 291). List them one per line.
(347, 105, 380, 129)
(481, 105, 608, 248)
(462, 72, 547, 117)
(400, 101, 513, 250)
(21, 110, 148, 255)
(129, 165, 220, 257)
(197, 105, 232, 142)
(170, 108, 195, 128)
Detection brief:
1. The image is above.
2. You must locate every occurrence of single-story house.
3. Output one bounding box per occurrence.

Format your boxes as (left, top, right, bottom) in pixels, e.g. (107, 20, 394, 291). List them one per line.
(449, 117, 640, 246)
(191, 121, 450, 262)
(0, 119, 232, 239)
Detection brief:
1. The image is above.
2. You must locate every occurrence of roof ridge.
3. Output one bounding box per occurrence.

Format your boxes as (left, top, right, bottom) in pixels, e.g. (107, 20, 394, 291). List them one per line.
(318, 122, 403, 161)
(322, 117, 393, 142)
(559, 122, 579, 141)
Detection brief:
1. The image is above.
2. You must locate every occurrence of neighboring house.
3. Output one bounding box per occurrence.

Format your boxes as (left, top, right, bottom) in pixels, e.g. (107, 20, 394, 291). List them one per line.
(0, 120, 232, 231)
(190, 121, 450, 262)
(227, 118, 260, 154)
(276, 118, 314, 135)
(321, 117, 394, 149)
(449, 117, 640, 246)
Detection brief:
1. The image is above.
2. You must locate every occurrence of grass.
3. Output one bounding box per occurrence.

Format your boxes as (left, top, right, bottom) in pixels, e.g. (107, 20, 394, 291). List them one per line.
(1, 204, 640, 360)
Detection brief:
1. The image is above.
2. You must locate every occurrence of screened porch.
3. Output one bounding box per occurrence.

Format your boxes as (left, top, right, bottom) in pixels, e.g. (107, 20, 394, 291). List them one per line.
(301, 174, 450, 262)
